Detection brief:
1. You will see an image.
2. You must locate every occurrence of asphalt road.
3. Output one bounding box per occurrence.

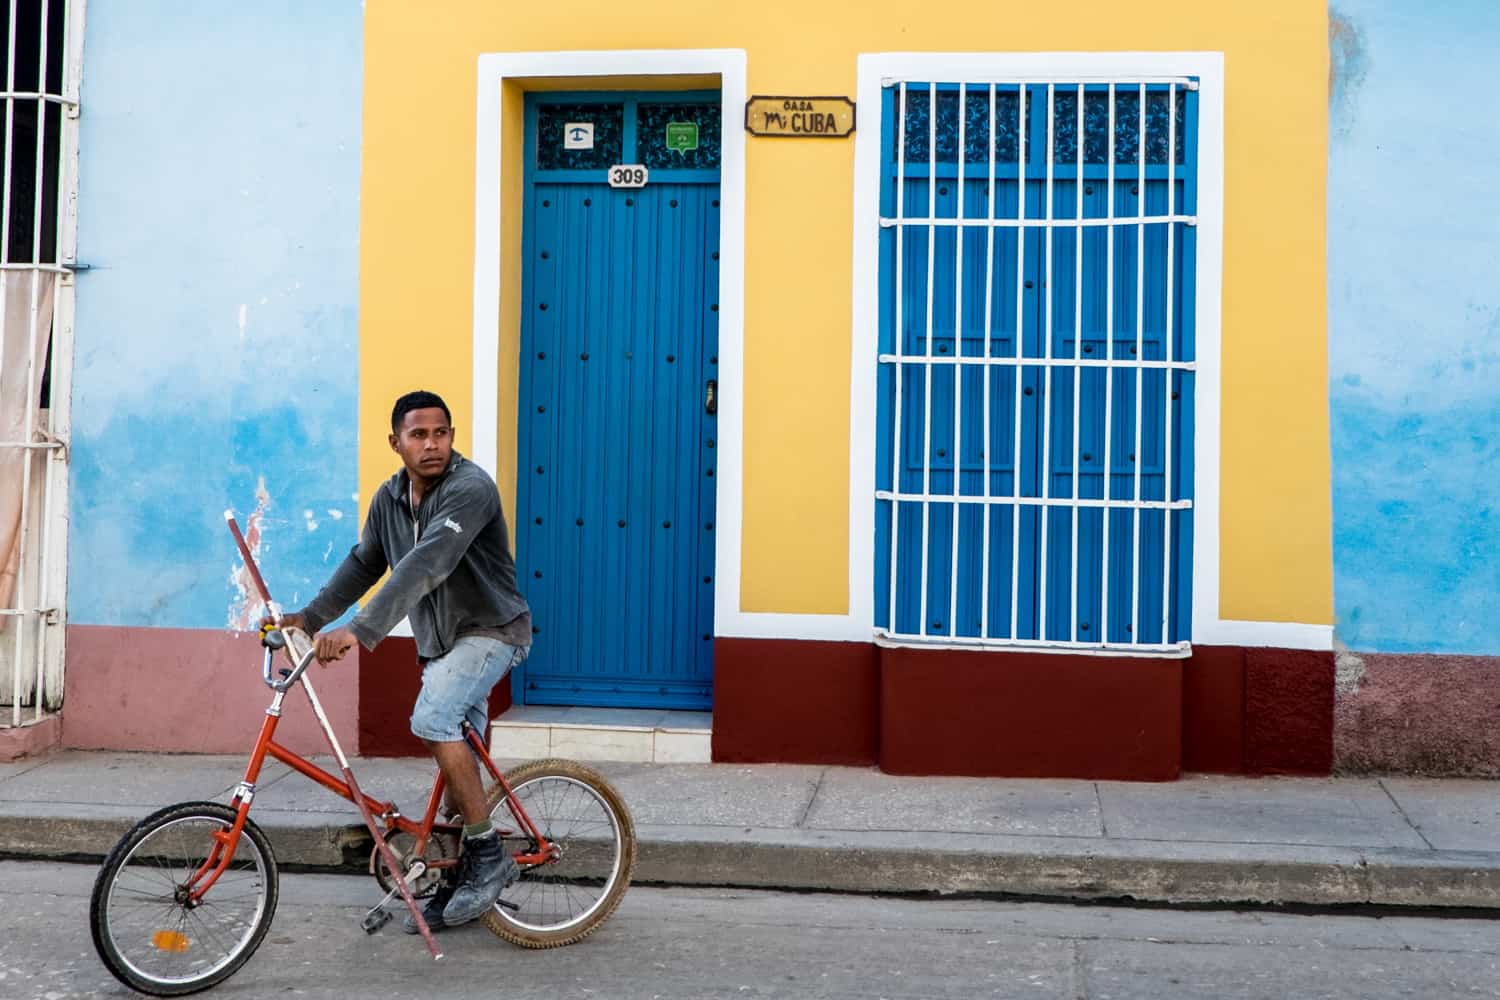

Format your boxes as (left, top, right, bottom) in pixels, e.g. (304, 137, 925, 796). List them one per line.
(4, 860, 1499, 999)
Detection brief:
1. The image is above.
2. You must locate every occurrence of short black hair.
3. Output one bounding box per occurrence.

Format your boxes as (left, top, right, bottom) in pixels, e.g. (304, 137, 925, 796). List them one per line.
(391, 390, 452, 434)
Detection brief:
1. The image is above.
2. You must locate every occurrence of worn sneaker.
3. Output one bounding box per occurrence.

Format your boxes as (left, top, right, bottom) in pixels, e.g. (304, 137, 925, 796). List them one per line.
(402, 882, 454, 935)
(441, 833, 520, 927)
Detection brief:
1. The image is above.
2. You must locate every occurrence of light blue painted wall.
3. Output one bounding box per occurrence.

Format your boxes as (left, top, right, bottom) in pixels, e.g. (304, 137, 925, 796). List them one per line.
(70, 3, 363, 628)
(1329, 1, 1500, 654)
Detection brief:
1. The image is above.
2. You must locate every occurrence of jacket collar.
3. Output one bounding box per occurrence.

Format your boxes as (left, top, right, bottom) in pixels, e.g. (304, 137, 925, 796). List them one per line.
(384, 450, 466, 507)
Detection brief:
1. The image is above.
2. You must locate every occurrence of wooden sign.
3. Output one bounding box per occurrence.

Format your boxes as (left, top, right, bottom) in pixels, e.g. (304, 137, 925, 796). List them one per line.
(745, 96, 855, 138)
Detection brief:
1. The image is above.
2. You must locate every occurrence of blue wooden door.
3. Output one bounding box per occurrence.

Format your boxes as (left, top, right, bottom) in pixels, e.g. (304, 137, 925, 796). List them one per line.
(517, 93, 720, 709)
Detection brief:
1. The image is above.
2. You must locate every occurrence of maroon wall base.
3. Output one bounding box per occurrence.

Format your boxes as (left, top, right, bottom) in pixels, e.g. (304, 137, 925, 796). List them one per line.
(711, 638, 878, 765)
(880, 646, 1182, 780)
(358, 636, 512, 757)
(1181, 645, 1245, 773)
(712, 638, 1335, 779)
(1244, 647, 1335, 774)
(1181, 645, 1335, 775)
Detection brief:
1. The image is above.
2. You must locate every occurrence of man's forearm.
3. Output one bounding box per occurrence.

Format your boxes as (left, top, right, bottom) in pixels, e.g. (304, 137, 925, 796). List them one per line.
(346, 558, 443, 649)
(300, 553, 382, 634)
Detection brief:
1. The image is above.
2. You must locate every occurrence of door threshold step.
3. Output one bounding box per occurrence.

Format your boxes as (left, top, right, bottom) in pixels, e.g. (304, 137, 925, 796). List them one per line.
(489, 707, 711, 764)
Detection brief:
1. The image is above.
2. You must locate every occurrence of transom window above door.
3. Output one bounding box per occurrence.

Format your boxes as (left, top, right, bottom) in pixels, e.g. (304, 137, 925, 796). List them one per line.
(533, 94, 722, 175)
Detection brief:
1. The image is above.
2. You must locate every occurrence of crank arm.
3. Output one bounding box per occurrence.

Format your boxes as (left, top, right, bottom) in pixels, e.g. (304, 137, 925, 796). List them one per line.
(361, 860, 429, 934)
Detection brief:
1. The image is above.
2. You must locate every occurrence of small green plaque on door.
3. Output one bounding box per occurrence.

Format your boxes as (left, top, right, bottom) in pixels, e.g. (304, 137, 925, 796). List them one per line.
(665, 121, 699, 154)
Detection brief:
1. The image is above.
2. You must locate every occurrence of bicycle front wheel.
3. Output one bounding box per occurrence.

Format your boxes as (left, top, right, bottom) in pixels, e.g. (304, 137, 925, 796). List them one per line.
(481, 758, 635, 948)
(90, 801, 279, 997)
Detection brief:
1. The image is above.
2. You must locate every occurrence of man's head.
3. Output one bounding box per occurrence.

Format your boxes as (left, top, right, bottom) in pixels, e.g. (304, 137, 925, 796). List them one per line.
(389, 390, 455, 484)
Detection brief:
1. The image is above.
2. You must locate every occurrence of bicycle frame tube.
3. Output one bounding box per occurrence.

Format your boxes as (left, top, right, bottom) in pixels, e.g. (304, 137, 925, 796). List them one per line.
(462, 725, 555, 863)
(181, 682, 426, 884)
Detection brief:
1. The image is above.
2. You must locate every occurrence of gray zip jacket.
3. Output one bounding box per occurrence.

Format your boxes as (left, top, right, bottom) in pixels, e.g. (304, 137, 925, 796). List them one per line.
(297, 452, 530, 660)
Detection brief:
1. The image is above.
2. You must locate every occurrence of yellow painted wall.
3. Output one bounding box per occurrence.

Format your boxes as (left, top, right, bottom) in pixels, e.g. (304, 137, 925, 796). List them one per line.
(360, 0, 1332, 627)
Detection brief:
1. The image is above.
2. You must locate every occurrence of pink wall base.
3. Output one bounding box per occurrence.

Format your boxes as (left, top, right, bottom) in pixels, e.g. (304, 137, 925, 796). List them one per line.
(62, 625, 360, 756)
(1336, 651, 1500, 776)
(0, 714, 61, 761)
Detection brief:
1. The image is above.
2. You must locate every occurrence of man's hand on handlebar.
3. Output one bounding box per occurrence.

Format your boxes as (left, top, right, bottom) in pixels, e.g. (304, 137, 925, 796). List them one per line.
(259, 612, 307, 634)
(256, 612, 355, 665)
(313, 626, 358, 665)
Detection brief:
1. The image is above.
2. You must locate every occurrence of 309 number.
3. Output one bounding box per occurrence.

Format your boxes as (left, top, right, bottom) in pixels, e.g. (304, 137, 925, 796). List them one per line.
(607, 164, 649, 189)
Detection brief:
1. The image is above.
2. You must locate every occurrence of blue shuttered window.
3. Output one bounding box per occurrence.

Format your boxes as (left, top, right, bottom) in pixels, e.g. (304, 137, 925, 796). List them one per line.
(874, 81, 1198, 651)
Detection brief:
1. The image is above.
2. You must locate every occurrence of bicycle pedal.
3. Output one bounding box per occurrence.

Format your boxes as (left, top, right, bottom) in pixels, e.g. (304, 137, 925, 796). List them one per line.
(361, 908, 392, 934)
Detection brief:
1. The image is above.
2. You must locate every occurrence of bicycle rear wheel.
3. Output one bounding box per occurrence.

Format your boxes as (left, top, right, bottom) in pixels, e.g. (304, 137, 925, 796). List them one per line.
(90, 801, 279, 996)
(480, 758, 635, 948)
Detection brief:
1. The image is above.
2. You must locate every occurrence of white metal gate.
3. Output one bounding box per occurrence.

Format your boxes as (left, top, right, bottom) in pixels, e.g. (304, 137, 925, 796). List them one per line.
(0, 0, 83, 729)
(873, 76, 1198, 652)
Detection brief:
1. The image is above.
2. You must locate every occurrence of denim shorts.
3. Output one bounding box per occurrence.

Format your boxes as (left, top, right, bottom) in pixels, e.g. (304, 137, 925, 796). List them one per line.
(409, 636, 527, 743)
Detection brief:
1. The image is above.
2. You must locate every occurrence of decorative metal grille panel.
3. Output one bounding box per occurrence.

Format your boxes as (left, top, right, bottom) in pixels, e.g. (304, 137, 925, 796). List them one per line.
(1053, 88, 1185, 165)
(900, 89, 1022, 165)
(895, 84, 1185, 168)
(637, 102, 721, 170)
(535, 103, 624, 171)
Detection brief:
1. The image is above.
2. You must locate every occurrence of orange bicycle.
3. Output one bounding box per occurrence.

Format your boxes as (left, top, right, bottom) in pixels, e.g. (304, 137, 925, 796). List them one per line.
(87, 511, 636, 996)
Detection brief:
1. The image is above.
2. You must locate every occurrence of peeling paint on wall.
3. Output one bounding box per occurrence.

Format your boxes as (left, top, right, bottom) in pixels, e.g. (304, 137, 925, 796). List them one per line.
(227, 477, 271, 630)
(1333, 640, 1365, 696)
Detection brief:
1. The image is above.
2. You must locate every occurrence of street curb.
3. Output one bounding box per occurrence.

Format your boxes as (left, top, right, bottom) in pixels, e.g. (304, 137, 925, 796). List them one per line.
(0, 805, 360, 869)
(628, 826, 1500, 909)
(5, 809, 1499, 910)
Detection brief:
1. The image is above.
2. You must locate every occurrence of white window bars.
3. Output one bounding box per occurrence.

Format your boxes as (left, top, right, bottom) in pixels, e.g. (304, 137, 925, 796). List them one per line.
(874, 78, 1196, 655)
(0, 0, 83, 727)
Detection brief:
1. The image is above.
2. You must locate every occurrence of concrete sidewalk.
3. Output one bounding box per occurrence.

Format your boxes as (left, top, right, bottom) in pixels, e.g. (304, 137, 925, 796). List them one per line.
(2, 750, 1499, 909)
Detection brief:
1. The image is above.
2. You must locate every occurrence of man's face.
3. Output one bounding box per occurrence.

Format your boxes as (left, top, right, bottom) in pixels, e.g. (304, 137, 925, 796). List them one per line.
(390, 407, 454, 482)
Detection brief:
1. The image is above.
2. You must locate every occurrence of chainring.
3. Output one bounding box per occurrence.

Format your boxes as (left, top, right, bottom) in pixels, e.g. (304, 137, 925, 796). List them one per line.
(370, 829, 459, 899)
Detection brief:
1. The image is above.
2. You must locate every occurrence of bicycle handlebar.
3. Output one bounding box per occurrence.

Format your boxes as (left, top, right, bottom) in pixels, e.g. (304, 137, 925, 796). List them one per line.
(262, 641, 317, 692)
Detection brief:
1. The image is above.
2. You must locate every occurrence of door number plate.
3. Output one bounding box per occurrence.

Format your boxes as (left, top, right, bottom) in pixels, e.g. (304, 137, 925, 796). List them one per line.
(608, 164, 649, 189)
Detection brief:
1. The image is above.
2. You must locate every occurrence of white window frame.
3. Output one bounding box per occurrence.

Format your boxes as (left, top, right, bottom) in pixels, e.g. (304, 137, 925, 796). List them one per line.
(1, 0, 84, 725)
(850, 52, 1325, 654)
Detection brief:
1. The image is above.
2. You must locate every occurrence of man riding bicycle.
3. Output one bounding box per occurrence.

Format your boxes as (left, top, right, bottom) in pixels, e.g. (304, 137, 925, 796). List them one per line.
(267, 389, 531, 933)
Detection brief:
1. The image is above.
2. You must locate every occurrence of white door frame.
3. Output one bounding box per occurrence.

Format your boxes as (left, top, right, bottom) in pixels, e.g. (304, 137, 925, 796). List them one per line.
(470, 49, 760, 639)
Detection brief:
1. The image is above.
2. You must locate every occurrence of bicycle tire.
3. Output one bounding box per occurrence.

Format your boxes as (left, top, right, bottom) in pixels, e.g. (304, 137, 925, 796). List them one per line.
(90, 801, 279, 996)
(479, 758, 635, 948)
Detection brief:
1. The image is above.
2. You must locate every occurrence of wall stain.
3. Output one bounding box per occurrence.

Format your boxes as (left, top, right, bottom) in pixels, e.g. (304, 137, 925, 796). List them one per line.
(1334, 639, 1366, 696)
(1329, 7, 1369, 134)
